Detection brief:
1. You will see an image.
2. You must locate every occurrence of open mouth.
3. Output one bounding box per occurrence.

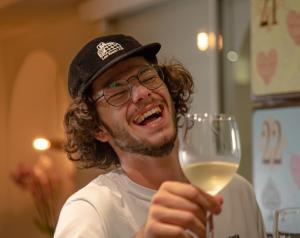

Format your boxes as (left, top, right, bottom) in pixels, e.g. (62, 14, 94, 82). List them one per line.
(134, 105, 163, 126)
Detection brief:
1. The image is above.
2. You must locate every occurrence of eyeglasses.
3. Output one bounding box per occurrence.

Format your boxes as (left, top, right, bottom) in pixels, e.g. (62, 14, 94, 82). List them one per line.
(92, 64, 164, 107)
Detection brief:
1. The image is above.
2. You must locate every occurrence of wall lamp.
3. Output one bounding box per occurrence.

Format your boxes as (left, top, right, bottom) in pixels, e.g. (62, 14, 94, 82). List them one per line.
(32, 137, 64, 151)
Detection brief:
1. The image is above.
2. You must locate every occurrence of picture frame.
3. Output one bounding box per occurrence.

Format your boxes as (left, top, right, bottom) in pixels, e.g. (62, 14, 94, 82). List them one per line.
(252, 103, 300, 233)
(251, 0, 300, 100)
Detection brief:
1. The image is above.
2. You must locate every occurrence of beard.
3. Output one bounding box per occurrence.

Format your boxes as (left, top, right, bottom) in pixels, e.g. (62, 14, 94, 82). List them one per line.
(101, 119, 177, 157)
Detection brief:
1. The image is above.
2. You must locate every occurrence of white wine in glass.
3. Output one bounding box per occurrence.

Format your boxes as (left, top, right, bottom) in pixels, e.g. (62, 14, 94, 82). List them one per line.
(179, 113, 241, 236)
(182, 161, 239, 195)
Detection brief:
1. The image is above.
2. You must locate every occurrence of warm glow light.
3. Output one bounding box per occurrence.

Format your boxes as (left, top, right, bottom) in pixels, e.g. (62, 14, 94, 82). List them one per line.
(227, 51, 239, 62)
(33, 138, 51, 151)
(208, 32, 216, 49)
(218, 34, 223, 50)
(197, 32, 209, 51)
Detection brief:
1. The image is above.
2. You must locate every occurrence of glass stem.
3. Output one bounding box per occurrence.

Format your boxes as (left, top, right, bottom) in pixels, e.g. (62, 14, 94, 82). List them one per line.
(206, 213, 214, 238)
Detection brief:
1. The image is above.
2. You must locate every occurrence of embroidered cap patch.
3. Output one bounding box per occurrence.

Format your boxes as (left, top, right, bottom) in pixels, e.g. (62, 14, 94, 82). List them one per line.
(97, 41, 124, 60)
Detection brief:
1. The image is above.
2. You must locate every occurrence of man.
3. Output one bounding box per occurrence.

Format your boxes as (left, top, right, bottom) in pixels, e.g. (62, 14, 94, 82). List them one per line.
(54, 34, 266, 238)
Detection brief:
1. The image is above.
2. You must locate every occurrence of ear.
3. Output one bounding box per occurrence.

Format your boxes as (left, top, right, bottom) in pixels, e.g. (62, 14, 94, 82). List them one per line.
(95, 126, 110, 142)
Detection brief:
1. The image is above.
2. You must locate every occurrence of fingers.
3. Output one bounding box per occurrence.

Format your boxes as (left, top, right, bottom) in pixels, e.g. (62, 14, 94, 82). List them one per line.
(152, 189, 203, 214)
(145, 221, 193, 238)
(151, 189, 206, 224)
(150, 204, 205, 237)
(159, 181, 223, 214)
(142, 181, 224, 238)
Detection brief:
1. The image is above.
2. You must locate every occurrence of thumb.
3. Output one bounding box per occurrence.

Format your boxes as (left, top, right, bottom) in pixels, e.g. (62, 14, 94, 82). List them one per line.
(213, 194, 224, 215)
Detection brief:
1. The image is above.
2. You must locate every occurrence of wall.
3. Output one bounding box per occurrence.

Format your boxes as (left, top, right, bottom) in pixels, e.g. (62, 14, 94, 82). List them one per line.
(0, 6, 99, 237)
(110, 0, 219, 114)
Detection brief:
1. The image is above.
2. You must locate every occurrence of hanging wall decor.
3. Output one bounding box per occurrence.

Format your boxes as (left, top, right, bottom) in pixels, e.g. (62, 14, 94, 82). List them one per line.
(252, 105, 300, 233)
(251, 0, 300, 100)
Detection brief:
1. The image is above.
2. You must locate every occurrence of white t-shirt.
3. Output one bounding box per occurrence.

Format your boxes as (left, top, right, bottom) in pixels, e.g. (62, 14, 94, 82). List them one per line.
(54, 168, 266, 238)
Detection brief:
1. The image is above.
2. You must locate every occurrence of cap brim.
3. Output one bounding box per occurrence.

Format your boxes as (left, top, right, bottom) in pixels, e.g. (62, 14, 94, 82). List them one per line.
(78, 42, 161, 96)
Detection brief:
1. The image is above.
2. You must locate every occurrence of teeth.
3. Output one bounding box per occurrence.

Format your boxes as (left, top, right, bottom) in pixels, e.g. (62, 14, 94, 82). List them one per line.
(134, 106, 162, 124)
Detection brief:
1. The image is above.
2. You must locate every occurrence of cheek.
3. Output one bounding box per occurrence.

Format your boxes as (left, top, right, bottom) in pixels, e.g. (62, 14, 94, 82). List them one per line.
(157, 87, 173, 106)
(98, 106, 128, 127)
(96, 106, 111, 125)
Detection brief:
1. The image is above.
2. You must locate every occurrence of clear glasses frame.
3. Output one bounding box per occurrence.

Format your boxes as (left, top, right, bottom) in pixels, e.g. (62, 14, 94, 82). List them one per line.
(92, 64, 164, 107)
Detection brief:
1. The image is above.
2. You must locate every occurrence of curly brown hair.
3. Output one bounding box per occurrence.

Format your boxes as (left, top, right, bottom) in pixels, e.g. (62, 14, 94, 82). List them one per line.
(64, 62, 194, 169)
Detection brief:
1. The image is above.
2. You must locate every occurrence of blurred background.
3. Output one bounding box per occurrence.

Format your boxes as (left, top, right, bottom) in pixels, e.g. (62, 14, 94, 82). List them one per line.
(1, 0, 288, 237)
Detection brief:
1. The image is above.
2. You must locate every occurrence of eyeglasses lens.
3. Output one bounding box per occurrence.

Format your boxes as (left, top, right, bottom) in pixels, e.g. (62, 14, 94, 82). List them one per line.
(104, 65, 163, 106)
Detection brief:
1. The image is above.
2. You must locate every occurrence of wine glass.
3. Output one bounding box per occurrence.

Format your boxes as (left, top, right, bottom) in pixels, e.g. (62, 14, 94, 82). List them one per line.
(273, 207, 300, 238)
(179, 113, 241, 237)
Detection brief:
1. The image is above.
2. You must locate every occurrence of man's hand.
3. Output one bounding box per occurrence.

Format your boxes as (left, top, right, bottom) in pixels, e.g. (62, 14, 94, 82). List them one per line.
(135, 181, 223, 238)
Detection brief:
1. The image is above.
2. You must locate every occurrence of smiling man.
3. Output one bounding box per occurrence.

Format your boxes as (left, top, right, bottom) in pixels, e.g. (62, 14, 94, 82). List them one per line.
(54, 34, 266, 238)
(91, 57, 176, 159)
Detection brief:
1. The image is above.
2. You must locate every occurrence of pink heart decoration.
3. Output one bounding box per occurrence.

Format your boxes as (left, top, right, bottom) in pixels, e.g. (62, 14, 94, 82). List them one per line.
(290, 154, 300, 189)
(287, 10, 300, 45)
(256, 49, 278, 85)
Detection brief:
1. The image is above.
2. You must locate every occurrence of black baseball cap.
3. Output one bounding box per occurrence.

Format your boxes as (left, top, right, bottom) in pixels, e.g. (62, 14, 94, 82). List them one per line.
(68, 34, 161, 98)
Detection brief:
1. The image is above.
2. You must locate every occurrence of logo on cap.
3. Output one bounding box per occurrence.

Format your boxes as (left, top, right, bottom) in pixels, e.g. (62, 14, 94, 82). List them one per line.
(96, 41, 124, 60)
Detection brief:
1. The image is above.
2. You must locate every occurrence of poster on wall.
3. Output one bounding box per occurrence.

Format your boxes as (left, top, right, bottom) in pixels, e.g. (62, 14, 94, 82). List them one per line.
(252, 105, 300, 233)
(251, 0, 300, 99)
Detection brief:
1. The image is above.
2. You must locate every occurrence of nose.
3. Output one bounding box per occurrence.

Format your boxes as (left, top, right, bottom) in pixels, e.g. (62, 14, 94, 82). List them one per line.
(130, 79, 152, 104)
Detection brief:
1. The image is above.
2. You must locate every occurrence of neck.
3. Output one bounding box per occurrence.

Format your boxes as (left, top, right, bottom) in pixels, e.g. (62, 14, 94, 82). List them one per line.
(117, 139, 187, 190)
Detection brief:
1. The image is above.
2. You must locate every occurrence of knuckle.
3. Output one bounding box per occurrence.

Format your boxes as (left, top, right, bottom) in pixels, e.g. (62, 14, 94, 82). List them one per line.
(190, 204, 199, 213)
(145, 220, 157, 234)
(151, 191, 167, 205)
(160, 181, 172, 190)
(188, 186, 199, 200)
(151, 193, 159, 204)
(172, 226, 185, 237)
(149, 205, 164, 219)
(184, 212, 196, 225)
(148, 205, 158, 216)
